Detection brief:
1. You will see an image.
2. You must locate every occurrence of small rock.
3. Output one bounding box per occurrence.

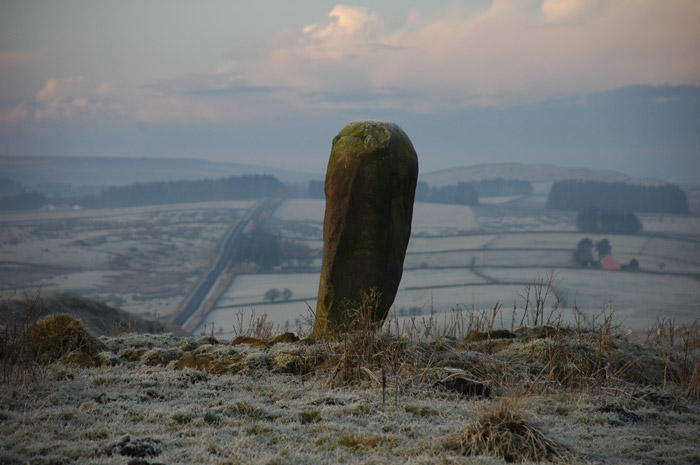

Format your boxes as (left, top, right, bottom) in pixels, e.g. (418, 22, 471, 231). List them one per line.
(103, 435, 161, 458)
(231, 336, 267, 347)
(598, 403, 642, 423)
(435, 376, 490, 398)
(268, 332, 300, 344)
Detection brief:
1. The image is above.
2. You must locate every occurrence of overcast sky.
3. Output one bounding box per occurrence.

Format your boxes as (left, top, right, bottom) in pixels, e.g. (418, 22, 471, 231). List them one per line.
(1, 0, 699, 182)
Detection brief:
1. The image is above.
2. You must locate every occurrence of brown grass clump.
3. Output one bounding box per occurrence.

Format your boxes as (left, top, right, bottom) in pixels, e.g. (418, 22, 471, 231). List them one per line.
(27, 314, 105, 365)
(650, 318, 700, 399)
(173, 354, 215, 372)
(458, 400, 566, 463)
(337, 432, 396, 449)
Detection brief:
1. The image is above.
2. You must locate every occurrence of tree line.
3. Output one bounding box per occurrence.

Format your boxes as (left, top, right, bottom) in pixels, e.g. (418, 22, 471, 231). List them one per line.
(471, 178, 533, 197)
(576, 207, 642, 234)
(415, 182, 479, 206)
(233, 230, 316, 272)
(308, 178, 533, 205)
(547, 180, 688, 214)
(0, 190, 48, 211)
(80, 175, 287, 208)
(0, 175, 287, 211)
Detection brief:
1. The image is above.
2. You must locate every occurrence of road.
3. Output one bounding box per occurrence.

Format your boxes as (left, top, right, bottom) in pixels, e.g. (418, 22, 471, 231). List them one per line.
(171, 198, 273, 329)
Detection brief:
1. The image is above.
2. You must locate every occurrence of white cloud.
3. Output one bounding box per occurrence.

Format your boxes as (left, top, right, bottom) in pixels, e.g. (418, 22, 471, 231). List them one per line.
(297, 4, 383, 61)
(541, 0, 604, 24)
(234, 0, 700, 111)
(6, 76, 113, 123)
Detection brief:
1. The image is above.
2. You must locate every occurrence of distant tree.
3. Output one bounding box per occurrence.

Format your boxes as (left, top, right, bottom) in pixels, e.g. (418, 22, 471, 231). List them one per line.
(547, 179, 689, 214)
(414, 181, 478, 206)
(279, 239, 315, 269)
(282, 288, 293, 301)
(471, 178, 534, 197)
(576, 207, 642, 234)
(308, 180, 324, 199)
(576, 207, 600, 233)
(0, 190, 48, 211)
(595, 238, 611, 258)
(78, 174, 287, 209)
(415, 182, 430, 202)
(0, 178, 25, 196)
(264, 288, 281, 302)
(235, 230, 282, 271)
(627, 258, 640, 271)
(574, 238, 594, 266)
(622, 210, 642, 234)
(600, 209, 642, 234)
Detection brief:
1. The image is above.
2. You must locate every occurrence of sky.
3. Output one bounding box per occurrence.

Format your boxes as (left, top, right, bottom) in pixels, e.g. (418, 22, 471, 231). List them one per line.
(1, 0, 699, 182)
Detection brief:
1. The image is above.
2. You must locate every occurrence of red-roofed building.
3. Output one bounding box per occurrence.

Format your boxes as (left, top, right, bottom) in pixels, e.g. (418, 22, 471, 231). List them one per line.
(600, 254, 621, 271)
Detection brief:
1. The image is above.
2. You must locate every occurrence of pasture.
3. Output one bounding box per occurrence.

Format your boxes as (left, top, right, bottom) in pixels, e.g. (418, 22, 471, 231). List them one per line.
(199, 199, 700, 336)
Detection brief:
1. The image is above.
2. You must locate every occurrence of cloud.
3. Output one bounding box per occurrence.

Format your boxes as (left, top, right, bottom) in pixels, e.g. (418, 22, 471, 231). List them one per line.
(541, 0, 605, 24)
(5, 1, 699, 128)
(33, 76, 97, 121)
(0, 51, 41, 70)
(0, 102, 30, 125)
(231, 0, 700, 111)
(0, 76, 111, 125)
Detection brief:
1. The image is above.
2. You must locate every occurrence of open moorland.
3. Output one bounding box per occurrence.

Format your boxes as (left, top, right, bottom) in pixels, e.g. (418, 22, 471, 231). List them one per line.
(1, 166, 699, 465)
(0, 201, 256, 319)
(1, 296, 699, 465)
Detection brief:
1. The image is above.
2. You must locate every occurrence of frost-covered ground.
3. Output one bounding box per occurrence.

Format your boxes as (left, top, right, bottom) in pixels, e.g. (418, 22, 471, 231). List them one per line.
(0, 201, 254, 317)
(2, 332, 700, 465)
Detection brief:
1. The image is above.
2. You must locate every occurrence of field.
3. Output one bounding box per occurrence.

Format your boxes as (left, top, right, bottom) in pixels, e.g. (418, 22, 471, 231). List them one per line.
(0, 201, 256, 318)
(196, 199, 700, 336)
(1, 195, 698, 336)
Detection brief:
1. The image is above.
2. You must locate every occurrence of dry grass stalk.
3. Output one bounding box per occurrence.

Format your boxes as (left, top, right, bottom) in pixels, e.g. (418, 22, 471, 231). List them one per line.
(650, 318, 700, 399)
(230, 308, 276, 340)
(1, 290, 46, 385)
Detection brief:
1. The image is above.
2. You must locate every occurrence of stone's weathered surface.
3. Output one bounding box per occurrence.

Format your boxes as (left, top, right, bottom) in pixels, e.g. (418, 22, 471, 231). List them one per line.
(314, 121, 418, 335)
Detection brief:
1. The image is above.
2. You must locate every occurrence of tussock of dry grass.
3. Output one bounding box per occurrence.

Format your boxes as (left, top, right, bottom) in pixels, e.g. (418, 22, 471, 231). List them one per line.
(457, 399, 567, 463)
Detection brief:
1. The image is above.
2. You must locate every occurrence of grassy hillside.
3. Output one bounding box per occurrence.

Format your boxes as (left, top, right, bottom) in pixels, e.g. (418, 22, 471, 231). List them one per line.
(1, 291, 698, 464)
(0, 155, 318, 189)
(0, 292, 183, 337)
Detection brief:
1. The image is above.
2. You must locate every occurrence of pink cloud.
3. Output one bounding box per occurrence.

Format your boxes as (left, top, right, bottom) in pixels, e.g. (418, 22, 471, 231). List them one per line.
(0, 51, 41, 70)
(5, 1, 699, 127)
(35, 76, 85, 103)
(236, 0, 700, 110)
(0, 102, 30, 124)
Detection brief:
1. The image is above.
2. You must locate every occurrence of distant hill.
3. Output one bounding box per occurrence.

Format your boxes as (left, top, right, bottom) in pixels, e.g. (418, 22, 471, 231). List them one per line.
(420, 163, 667, 187)
(0, 155, 319, 190)
(1, 292, 184, 337)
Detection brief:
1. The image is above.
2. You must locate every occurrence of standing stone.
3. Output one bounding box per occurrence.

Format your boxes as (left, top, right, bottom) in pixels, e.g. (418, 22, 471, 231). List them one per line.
(314, 121, 418, 335)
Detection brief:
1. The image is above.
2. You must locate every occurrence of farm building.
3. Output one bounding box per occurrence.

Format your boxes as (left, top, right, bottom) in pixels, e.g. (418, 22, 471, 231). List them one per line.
(600, 254, 622, 271)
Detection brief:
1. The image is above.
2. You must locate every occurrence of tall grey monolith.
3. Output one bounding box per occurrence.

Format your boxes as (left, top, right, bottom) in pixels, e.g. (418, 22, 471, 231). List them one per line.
(314, 121, 418, 336)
